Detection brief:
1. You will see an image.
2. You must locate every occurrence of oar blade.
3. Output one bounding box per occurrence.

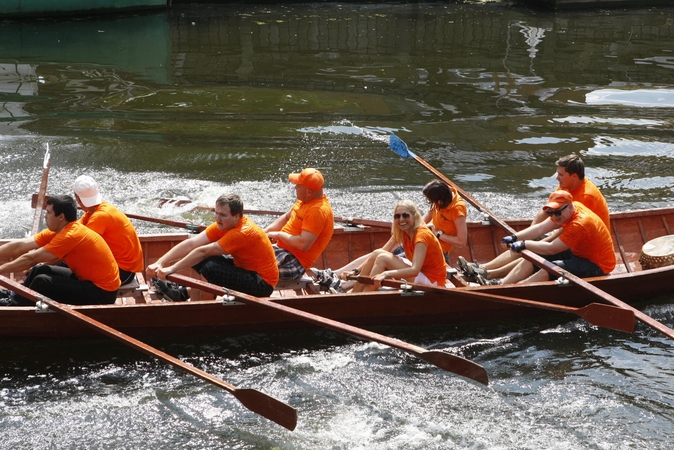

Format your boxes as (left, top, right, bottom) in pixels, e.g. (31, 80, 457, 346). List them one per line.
(233, 388, 298, 431)
(578, 303, 635, 333)
(389, 133, 416, 158)
(420, 350, 489, 386)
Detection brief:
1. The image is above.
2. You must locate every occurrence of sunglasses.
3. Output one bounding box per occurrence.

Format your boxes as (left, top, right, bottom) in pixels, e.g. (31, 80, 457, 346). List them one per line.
(394, 212, 411, 220)
(546, 204, 569, 217)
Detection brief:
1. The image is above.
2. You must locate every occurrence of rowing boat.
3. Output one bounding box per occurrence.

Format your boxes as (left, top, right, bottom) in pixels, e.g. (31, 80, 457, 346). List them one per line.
(1, 205, 673, 339)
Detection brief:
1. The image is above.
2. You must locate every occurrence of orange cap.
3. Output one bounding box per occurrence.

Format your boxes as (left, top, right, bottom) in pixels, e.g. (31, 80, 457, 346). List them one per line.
(543, 190, 573, 210)
(289, 168, 324, 191)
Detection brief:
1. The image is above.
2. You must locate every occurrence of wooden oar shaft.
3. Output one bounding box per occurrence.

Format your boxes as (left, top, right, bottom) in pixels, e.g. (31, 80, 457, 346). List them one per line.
(168, 273, 489, 385)
(31, 146, 51, 235)
(0, 275, 297, 431)
(124, 213, 207, 233)
(159, 198, 391, 228)
(32, 194, 391, 231)
(391, 134, 674, 341)
(366, 278, 635, 333)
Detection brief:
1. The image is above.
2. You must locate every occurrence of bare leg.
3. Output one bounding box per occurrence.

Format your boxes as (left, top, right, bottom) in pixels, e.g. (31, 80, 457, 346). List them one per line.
(501, 259, 536, 284)
(486, 258, 521, 279)
(361, 252, 411, 292)
(480, 249, 519, 270)
(351, 249, 391, 293)
(519, 268, 552, 283)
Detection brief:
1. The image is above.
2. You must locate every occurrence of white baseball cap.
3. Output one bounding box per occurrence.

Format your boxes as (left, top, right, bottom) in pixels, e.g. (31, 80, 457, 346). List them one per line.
(72, 175, 103, 207)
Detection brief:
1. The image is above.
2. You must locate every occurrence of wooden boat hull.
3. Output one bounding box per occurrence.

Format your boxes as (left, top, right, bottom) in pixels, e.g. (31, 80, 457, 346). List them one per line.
(2, 206, 673, 338)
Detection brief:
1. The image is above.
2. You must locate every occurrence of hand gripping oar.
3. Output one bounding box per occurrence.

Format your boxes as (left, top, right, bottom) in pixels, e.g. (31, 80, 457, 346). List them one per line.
(31, 145, 51, 235)
(358, 277, 635, 333)
(0, 275, 297, 431)
(389, 133, 674, 341)
(167, 273, 489, 386)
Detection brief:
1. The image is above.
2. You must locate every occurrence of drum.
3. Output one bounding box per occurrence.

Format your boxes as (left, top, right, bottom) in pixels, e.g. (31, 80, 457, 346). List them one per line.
(639, 235, 674, 269)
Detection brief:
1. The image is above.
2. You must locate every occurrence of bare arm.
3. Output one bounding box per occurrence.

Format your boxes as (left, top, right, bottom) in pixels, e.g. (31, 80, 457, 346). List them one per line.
(263, 211, 290, 233)
(437, 215, 467, 248)
(0, 247, 60, 274)
(515, 218, 559, 241)
(267, 228, 317, 252)
(522, 236, 569, 255)
(146, 231, 211, 278)
(376, 241, 427, 281)
(156, 242, 226, 279)
(0, 238, 40, 260)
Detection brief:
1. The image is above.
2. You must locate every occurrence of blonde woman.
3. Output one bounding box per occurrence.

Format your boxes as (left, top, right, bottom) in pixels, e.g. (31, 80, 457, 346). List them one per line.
(351, 200, 448, 292)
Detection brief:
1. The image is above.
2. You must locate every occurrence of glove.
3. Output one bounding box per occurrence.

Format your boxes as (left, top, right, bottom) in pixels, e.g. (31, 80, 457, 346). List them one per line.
(511, 240, 526, 253)
(502, 234, 517, 245)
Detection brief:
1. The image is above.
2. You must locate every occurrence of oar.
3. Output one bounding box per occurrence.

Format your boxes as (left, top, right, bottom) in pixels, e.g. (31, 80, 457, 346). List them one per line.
(124, 212, 207, 233)
(29, 195, 208, 234)
(167, 273, 489, 386)
(30, 144, 51, 235)
(389, 133, 674, 341)
(355, 277, 635, 333)
(31, 195, 391, 231)
(0, 275, 297, 431)
(157, 198, 392, 228)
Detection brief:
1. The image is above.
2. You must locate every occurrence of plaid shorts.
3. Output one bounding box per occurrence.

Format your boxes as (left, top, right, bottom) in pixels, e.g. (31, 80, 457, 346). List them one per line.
(273, 245, 306, 281)
(193, 255, 274, 297)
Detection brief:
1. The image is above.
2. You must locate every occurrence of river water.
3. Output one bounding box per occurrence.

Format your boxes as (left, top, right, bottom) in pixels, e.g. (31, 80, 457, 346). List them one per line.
(1, 2, 673, 449)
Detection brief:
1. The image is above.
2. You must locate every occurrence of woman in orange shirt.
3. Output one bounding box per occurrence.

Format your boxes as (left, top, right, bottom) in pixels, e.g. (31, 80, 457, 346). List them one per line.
(351, 200, 447, 293)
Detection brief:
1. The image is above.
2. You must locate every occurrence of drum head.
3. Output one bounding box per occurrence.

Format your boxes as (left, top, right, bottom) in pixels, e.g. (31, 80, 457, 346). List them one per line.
(639, 235, 674, 270)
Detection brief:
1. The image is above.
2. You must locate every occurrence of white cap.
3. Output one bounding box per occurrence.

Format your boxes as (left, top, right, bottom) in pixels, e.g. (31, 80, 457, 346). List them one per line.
(72, 175, 103, 207)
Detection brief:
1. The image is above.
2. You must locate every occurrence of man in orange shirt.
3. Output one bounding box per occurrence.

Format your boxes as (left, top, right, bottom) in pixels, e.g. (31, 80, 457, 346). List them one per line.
(478, 190, 615, 285)
(461, 154, 610, 283)
(72, 175, 144, 286)
(264, 168, 334, 280)
(0, 195, 121, 306)
(147, 194, 279, 300)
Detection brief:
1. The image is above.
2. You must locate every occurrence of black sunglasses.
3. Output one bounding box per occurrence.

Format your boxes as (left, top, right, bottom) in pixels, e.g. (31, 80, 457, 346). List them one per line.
(394, 212, 411, 220)
(546, 204, 569, 217)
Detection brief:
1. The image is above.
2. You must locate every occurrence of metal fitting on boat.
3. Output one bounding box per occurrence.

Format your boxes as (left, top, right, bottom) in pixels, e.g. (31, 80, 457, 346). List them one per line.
(555, 272, 570, 286)
(34, 298, 54, 313)
(399, 279, 424, 297)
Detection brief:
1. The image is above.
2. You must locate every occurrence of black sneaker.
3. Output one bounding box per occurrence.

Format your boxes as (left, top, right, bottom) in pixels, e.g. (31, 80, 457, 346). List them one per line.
(152, 278, 189, 302)
(0, 288, 11, 298)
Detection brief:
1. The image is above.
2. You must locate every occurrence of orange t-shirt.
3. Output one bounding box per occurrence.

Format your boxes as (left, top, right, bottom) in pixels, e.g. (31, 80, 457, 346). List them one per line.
(79, 202, 144, 273)
(558, 178, 610, 229)
(34, 222, 121, 292)
(558, 202, 616, 274)
(430, 186, 467, 254)
(279, 195, 334, 269)
(205, 216, 279, 287)
(402, 226, 447, 286)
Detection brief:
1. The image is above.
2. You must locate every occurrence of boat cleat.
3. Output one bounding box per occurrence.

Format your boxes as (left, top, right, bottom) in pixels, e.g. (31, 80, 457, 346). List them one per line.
(555, 272, 571, 286)
(34, 298, 54, 313)
(217, 290, 238, 305)
(342, 219, 365, 232)
(399, 280, 424, 297)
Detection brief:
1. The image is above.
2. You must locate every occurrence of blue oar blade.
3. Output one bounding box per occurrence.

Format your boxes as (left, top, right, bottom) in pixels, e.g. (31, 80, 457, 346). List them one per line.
(389, 134, 416, 159)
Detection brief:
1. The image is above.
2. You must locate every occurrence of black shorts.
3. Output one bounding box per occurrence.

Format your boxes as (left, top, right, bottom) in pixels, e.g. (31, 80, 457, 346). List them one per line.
(533, 249, 606, 280)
